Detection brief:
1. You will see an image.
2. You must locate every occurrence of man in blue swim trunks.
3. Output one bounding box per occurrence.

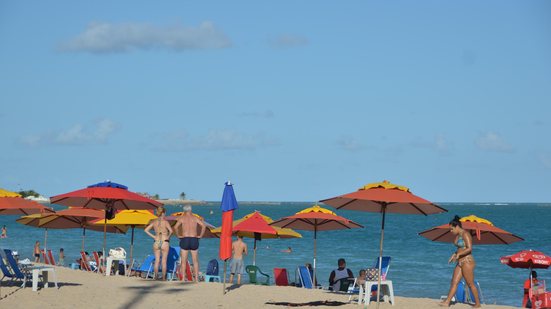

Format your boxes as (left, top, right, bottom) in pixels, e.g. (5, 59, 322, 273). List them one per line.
(174, 205, 206, 282)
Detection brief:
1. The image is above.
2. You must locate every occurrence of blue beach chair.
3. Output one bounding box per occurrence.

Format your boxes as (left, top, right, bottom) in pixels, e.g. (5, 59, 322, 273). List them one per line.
(298, 265, 313, 289)
(3, 249, 32, 287)
(205, 259, 221, 283)
(0, 251, 15, 282)
(132, 255, 155, 278)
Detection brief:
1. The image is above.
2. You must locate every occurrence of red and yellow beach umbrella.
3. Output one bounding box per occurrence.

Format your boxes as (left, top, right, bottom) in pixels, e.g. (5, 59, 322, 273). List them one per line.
(271, 205, 362, 285)
(321, 180, 446, 306)
(419, 215, 524, 245)
(0, 188, 52, 215)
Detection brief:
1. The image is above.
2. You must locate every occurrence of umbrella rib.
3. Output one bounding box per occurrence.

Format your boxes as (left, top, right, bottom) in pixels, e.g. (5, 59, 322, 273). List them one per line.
(408, 203, 428, 216)
(334, 199, 357, 210)
(431, 229, 450, 242)
(317, 219, 353, 230)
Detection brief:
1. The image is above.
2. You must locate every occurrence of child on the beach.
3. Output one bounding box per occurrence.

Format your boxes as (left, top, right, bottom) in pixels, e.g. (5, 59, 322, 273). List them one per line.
(34, 241, 40, 262)
(1, 225, 7, 238)
(357, 269, 366, 286)
(58, 248, 65, 266)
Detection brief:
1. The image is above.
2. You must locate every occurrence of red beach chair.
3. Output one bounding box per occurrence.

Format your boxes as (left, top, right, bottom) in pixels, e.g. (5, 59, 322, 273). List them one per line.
(274, 268, 290, 286)
(80, 251, 92, 271)
(41, 249, 50, 264)
(93, 252, 104, 273)
(47, 249, 56, 265)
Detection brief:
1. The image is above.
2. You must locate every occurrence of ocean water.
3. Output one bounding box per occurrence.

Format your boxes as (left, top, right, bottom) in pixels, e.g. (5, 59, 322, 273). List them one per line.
(1, 202, 550, 307)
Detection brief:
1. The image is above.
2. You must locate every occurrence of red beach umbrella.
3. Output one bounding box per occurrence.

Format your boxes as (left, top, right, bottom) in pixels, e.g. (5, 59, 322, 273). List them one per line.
(50, 181, 161, 256)
(321, 180, 446, 306)
(271, 205, 363, 286)
(419, 215, 524, 245)
(232, 212, 277, 265)
(501, 250, 551, 270)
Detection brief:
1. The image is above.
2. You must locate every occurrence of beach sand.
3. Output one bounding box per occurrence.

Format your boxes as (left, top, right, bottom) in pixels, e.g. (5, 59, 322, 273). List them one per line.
(0, 266, 520, 308)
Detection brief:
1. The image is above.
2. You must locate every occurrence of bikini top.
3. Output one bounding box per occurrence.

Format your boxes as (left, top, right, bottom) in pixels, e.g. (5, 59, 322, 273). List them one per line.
(455, 235, 465, 249)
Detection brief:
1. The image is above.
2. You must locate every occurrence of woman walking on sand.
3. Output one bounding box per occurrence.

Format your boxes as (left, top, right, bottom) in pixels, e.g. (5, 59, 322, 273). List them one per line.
(439, 215, 481, 308)
(144, 207, 172, 280)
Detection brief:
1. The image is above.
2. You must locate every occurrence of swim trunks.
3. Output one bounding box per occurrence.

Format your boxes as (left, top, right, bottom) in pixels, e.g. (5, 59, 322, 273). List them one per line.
(179, 237, 199, 250)
(230, 258, 244, 275)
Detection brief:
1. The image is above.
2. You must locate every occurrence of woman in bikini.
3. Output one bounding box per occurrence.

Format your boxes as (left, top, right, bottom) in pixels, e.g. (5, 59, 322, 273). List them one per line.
(145, 207, 173, 280)
(440, 215, 481, 308)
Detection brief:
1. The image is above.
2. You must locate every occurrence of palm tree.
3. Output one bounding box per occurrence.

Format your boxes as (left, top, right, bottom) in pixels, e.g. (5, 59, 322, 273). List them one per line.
(180, 192, 186, 200)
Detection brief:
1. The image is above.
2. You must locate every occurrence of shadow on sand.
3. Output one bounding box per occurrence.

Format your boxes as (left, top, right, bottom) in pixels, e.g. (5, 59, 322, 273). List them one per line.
(119, 281, 188, 309)
(266, 300, 349, 307)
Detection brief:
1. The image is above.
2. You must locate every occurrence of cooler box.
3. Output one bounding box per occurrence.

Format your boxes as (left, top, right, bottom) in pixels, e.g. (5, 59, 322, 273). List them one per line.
(533, 292, 551, 309)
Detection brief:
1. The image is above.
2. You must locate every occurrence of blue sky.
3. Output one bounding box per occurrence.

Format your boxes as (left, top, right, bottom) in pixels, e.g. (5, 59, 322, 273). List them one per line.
(1, 1, 550, 202)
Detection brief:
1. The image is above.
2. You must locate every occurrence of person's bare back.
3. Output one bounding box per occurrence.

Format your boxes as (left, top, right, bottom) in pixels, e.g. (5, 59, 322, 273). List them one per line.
(232, 238, 247, 259)
(174, 213, 205, 238)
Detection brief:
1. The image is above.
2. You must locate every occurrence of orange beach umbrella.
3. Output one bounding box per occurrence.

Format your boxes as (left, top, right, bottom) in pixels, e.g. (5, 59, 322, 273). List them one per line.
(419, 215, 524, 245)
(321, 180, 446, 306)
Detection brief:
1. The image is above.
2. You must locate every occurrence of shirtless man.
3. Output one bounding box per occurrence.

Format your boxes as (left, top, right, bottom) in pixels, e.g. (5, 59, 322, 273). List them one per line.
(229, 235, 248, 285)
(173, 205, 206, 282)
(144, 207, 173, 280)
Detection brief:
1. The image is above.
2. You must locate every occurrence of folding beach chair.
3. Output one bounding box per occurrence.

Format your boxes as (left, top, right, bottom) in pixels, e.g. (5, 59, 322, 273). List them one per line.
(0, 252, 15, 282)
(4, 249, 32, 287)
(47, 250, 56, 266)
(131, 255, 155, 278)
(41, 249, 50, 265)
(297, 266, 313, 289)
(80, 252, 92, 272)
(92, 252, 104, 274)
(274, 268, 289, 286)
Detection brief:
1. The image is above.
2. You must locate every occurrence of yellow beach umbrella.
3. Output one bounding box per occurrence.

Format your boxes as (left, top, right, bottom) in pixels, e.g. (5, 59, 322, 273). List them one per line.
(0, 189, 22, 198)
(93, 210, 157, 263)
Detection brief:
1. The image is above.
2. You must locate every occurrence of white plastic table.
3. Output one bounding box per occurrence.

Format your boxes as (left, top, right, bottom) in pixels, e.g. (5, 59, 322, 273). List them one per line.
(105, 257, 126, 276)
(31, 267, 58, 292)
(359, 280, 395, 306)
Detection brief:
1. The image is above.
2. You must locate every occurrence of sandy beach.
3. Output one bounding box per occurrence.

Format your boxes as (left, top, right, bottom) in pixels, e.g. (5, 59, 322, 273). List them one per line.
(0, 265, 520, 309)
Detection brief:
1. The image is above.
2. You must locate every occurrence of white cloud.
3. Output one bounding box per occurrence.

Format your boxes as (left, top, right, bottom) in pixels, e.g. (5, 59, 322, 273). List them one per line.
(59, 21, 231, 53)
(337, 136, 364, 152)
(20, 119, 117, 147)
(411, 134, 452, 155)
(475, 132, 514, 153)
(155, 129, 278, 152)
(271, 35, 309, 48)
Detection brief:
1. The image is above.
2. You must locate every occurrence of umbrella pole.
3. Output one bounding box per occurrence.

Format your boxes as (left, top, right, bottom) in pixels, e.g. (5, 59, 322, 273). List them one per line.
(253, 238, 257, 266)
(82, 228, 86, 251)
(44, 228, 48, 253)
(313, 226, 317, 288)
(223, 260, 227, 294)
(130, 226, 135, 266)
(103, 206, 107, 261)
(376, 206, 387, 309)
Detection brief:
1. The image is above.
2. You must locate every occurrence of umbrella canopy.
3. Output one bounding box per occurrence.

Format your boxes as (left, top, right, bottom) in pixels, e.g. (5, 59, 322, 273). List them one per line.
(419, 215, 524, 245)
(500, 250, 551, 269)
(92, 209, 156, 263)
(50, 181, 162, 211)
(15, 209, 57, 251)
(212, 211, 302, 265)
(321, 180, 446, 306)
(271, 205, 363, 286)
(0, 188, 52, 215)
(50, 181, 162, 257)
(167, 212, 217, 239)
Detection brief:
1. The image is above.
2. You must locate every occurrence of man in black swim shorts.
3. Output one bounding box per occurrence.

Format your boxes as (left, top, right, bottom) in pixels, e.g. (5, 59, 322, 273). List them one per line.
(173, 205, 206, 282)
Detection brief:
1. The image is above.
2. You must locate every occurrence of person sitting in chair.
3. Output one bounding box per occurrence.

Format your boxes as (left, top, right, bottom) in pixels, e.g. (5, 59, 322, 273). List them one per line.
(523, 270, 540, 308)
(328, 258, 354, 291)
